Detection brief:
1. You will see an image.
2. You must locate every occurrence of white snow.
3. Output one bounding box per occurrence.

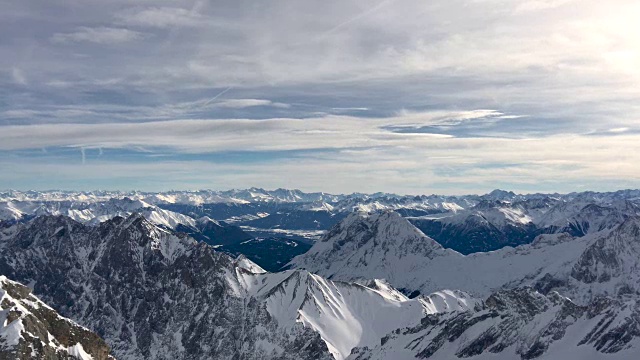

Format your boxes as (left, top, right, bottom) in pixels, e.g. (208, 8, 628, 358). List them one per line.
(66, 343, 94, 360)
(236, 270, 427, 360)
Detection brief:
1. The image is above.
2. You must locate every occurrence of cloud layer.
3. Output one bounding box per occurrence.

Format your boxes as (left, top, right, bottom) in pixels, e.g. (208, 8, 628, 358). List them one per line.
(1, 0, 639, 193)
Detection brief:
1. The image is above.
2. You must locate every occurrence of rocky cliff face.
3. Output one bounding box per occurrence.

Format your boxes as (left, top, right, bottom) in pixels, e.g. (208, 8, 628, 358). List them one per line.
(0, 276, 113, 359)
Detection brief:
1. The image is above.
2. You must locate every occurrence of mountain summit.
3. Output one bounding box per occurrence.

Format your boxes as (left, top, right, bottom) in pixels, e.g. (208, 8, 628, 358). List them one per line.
(288, 211, 450, 287)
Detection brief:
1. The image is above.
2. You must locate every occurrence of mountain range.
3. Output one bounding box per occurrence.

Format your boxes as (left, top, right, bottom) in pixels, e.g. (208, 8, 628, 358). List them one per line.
(2, 188, 640, 359)
(3, 188, 640, 256)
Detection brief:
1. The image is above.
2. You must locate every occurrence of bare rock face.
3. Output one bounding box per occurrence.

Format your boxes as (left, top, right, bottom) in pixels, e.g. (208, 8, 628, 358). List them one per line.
(0, 276, 113, 359)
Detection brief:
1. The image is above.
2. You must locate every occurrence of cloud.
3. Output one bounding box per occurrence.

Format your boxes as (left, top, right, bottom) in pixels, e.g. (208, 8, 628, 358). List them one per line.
(51, 27, 145, 44)
(514, 0, 575, 13)
(2, 131, 640, 194)
(2, 0, 640, 193)
(11, 68, 27, 85)
(609, 127, 630, 133)
(211, 99, 290, 109)
(115, 7, 207, 28)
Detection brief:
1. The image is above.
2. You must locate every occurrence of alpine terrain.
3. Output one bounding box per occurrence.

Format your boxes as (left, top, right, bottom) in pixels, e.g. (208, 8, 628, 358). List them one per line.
(1, 189, 640, 359)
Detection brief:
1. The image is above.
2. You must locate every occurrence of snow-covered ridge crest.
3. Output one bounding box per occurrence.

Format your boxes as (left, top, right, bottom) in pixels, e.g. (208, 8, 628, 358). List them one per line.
(0, 197, 196, 229)
(235, 268, 472, 360)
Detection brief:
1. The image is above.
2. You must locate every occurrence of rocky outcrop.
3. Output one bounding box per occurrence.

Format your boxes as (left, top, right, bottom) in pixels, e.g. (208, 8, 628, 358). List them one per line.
(0, 276, 113, 359)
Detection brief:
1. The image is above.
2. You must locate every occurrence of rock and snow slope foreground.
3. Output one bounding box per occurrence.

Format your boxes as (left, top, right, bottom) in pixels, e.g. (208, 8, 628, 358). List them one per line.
(0, 275, 113, 359)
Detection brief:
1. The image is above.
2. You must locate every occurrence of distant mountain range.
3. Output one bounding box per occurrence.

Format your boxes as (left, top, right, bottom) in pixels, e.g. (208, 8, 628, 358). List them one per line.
(3, 188, 640, 257)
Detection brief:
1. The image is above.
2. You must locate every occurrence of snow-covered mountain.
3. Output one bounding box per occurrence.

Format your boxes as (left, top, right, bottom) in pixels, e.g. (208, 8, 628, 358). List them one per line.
(5, 188, 640, 257)
(0, 197, 195, 228)
(0, 188, 346, 205)
(287, 211, 452, 291)
(4, 207, 640, 359)
(349, 286, 640, 360)
(289, 210, 640, 358)
(0, 214, 475, 360)
(0, 275, 113, 359)
(409, 200, 539, 254)
(289, 210, 640, 300)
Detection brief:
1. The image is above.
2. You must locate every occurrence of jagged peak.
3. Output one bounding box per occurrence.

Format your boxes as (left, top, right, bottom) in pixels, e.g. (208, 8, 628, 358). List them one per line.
(118, 212, 155, 230)
(472, 199, 508, 210)
(485, 287, 549, 314)
(27, 213, 82, 228)
(0, 276, 114, 359)
(323, 210, 442, 248)
(613, 215, 640, 238)
(487, 189, 517, 199)
(197, 216, 222, 227)
(235, 254, 266, 274)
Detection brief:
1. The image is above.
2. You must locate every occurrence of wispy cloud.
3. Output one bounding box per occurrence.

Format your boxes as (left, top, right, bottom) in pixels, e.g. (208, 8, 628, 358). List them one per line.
(115, 7, 208, 28)
(11, 68, 27, 85)
(211, 99, 290, 109)
(51, 27, 145, 44)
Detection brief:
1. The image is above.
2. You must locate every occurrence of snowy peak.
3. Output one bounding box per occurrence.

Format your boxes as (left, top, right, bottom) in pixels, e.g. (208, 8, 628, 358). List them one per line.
(486, 188, 518, 201)
(288, 211, 449, 286)
(101, 213, 196, 264)
(419, 289, 481, 314)
(323, 210, 442, 249)
(239, 269, 427, 360)
(234, 254, 266, 274)
(196, 215, 221, 227)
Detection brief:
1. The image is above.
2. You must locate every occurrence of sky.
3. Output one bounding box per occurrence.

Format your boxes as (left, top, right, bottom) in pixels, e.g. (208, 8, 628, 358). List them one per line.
(1, 0, 640, 195)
